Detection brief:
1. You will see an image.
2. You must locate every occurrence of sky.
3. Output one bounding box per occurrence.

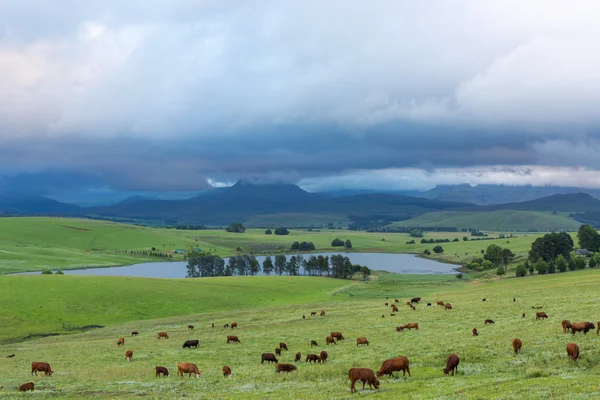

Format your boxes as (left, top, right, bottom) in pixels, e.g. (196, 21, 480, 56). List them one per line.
(1, 0, 600, 197)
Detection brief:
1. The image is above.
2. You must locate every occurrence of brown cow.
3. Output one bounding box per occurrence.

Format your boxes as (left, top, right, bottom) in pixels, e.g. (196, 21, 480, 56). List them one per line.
(275, 348, 281, 356)
(319, 351, 328, 363)
(177, 362, 201, 378)
(522, 313, 525, 318)
(437, 300, 444, 306)
(320, 311, 326, 316)
(356, 337, 369, 346)
(396, 325, 406, 332)
(302, 315, 305, 319)
(275, 363, 297, 373)
(409, 305, 416, 310)
(482, 298, 487, 302)
(406, 302, 411, 306)
(18, 382, 34, 392)
(125, 349, 133, 362)
(535, 312, 548, 320)
(394, 298, 399, 303)
(261, 353, 278, 364)
(571, 322, 595, 335)
(484, 319, 494, 325)
(513, 298, 516, 302)
(443, 354, 459, 376)
(131, 331, 139, 336)
(306, 354, 319, 363)
(445, 303, 453, 310)
(567, 342, 579, 361)
(223, 365, 232, 377)
(349, 368, 380, 393)
(512, 338, 522, 355)
(31, 362, 53, 376)
(472, 328, 478, 336)
(155, 366, 169, 377)
(188, 325, 194, 330)
(117, 337, 125, 346)
(326, 336, 336, 345)
(212, 323, 215, 328)
(279, 342, 288, 351)
(381, 314, 385, 318)
(311, 312, 317, 316)
(406, 322, 419, 330)
(227, 335, 240, 343)
(562, 320, 572, 333)
(295, 352, 301, 362)
(157, 332, 169, 339)
(385, 302, 388, 306)
(376, 356, 410, 378)
(390, 313, 396, 316)
(310, 340, 318, 347)
(391, 305, 399, 312)
(331, 332, 345, 340)
(231, 322, 238, 329)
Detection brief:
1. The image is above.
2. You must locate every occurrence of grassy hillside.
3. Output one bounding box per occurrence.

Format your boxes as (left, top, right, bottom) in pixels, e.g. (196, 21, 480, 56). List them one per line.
(389, 210, 580, 231)
(2, 271, 600, 398)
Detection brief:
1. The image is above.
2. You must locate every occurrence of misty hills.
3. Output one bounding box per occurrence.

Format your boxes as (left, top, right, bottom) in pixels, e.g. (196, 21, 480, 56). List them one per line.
(0, 193, 81, 214)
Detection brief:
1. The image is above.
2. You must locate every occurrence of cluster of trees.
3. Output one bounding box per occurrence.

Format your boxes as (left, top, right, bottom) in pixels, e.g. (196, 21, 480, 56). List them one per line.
(466, 244, 514, 275)
(410, 229, 424, 237)
(169, 224, 205, 230)
(471, 231, 487, 237)
(226, 223, 246, 233)
(116, 249, 173, 259)
(186, 252, 370, 280)
(291, 241, 316, 251)
(420, 238, 459, 244)
(331, 238, 353, 248)
(265, 228, 289, 235)
(41, 269, 64, 275)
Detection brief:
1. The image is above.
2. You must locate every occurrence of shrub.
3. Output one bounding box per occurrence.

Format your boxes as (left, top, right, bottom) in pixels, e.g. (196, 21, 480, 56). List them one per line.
(555, 255, 568, 273)
(265, 229, 272, 235)
(515, 263, 527, 277)
(291, 241, 300, 250)
(55, 269, 64, 275)
(496, 266, 505, 276)
(274, 228, 289, 235)
(41, 269, 53, 275)
(573, 255, 587, 270)
(410, 229, 424, 237)
(344, 240, 352, 249)
(423, 249, 431, 255)
(433, 245, 444, 254)
(226, 223, 246, 233)
(462, 237, 468, 241)
(456, 273, 463, 279)
(406, 240, 416, 244)
(331, 238, 344, 247)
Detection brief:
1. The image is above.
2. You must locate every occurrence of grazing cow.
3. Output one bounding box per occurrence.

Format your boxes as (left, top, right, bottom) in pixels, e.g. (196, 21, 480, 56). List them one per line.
(513, 298, 516, 302)
(310, 340, 318, 347)
(437, 300, 445, 306)
(226, 335, 240, 343)
(183, 340, 199, 349)
(31, 362, 53, 376)
(522, 313, 526, 318)
(311, 312, 317, 316)
(427, 303, 432, 306)
(279, 342, 288, 351)
(443, 354, 460, 376)
(275, 363, 297, 373)
(125, 349, 133, 362)
(231, 322, 238, 329)
(224, 323, 229, 328)
(188, 325, 194, 330)
(562, 320, 572, 333)
(409, 305, 416, 310)
(381, 314, 385, 318)
(320, 311, 326, 316)
(512, 338, 522, 355)
(7, 354, 15, 358)
(117, 337, 125, 346)
(484, 319, 494, 325)
(357, 337, 369, 346)
(319, 351, 328, 363)
(406, 302, 411, 306)
(349, 368, 380, 393)
(482, 298, 487, 302)
(212, 323, 215, 328)
(385, 302, 388, 306)
(177, 362, 201, 378)
(261, 353, 278, 364)
(390, 313, 396, 316)
(157, 332, 169, 339)
(411, 298, 419, 304)
(155, 366, 169, 377)
(306, 354, 319, 363)
(275, 348, 281, 356)
(396, 325, 406, 332)
(131, 331, 139, 336)
(472, 328, 478, 336)
(445, 303, 452, 310)
(391, 305, 399, 312)
(536, 312, 548, 320)
(326, 336, 336, 345)
(18, 382, 34, 392)
(394, 298, 399, 303)
(571, 322, 596, 335)
(302, 315, 305, 319)
(406, 322, 419, 330)
(331, 332, 345, 340)
(223, 366, 232, 377)
(295, 352, 301, 362)
(567, 342, 579, 361)
(376, 356, 410, 378)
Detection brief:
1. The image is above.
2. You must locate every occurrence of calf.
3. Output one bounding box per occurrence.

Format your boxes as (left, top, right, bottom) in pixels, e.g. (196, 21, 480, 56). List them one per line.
(117, 337, 125, 346)
(482, 298, 487, 302)
(443, 354, 459, 376)
(131, 331, 139, 336)
(275, 363, 297, 373)
(188, 325, 194, 330)
(311, 312, 317, 316)
(302, 315, 305, 319)
(18, 382, 34, 392)
(157, 332, 169, 339)
(381, 314, 385, 318)
(231, 322, 238, 329)
(484, 319, 494, 325)
(349, 368, 380, 393)
(222, 365, 232, 377)
(472, 328, 478, 336)
(319, 351, 328, 363)
(279, 342, 288, 351)
(224, 323, 229, 328)
(125, 349, 133, 361)
(376, 356, 410, 378)
(406, 322, 419, 330)
(427, 303, 432, 306)
(295, 352, 301, 362)
(227, 335, 240, 343)
(31, 362, 53, 376)
(567, 342, 579, 361)
(536, 312, 548, 320)
(391, 305, 399, 312)
(562, 320, 572, 333)
(445, 303, 453, 310)
(437, 300, 444, 306)
(356, 337, 369, 346)
(384, 302, 388, 306)
(331, 332, 345, 340)
(522, 313, 525, 318)
(310, 340, 318, 347)
(409, 304, 416, 310)
(396, 325, 406, 332)
(261, 353, 278, 364)
(326, 336, 336, 345)
(512, 338, 522, 355)
(177, 362, 201, 378)
(275, 348, 281, 356)
(320, 311, 326, 316)
(155, 366, 169, 377)
(394, 298, 399, 303)
(571, 322, 595, 335)
(513, 298, 516, 302)
(183, 340, 199, 349)
(306, 354, 319, 363)
(390, 313, 396, 316)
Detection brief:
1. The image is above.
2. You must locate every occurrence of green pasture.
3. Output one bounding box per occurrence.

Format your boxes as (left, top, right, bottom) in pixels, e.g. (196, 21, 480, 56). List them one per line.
(2, 270, 600, 398)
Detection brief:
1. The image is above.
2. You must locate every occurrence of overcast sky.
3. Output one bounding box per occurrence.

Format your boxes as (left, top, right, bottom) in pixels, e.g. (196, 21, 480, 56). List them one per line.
(1, 0, 600, 195)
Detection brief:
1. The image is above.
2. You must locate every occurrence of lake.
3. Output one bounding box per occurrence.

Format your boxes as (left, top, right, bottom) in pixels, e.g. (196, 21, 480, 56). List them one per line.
(17, 253, 456, 278)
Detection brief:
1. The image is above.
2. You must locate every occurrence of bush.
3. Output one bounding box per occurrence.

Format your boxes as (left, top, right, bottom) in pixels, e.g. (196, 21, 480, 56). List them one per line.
(535, 260, 548, 275)
(265, 229, 272, 235)
(573, 255, 587, 270)
(496, 266, 505, 276)
(456, 273, 463, 279)
(463, 237, 468, 241)
(55, 269, 64, 275)
(410, 229, 424, 237)
(274, 228, 289, 236)
(433, 245, 444, 254)
(299, 241, 315, 251)
(344, 240, 352, 249)
(41, 269, 53, 275)
(291, 241, 300, 250)
(331, 238, 344, 247)
(515, 263, 527, 277)
(423, 249, 431, 255)
(555, 255, 568, 273)
(226, 223, 246, 233)
(452, 238, 459, 242)
(406, 240, 416, 244)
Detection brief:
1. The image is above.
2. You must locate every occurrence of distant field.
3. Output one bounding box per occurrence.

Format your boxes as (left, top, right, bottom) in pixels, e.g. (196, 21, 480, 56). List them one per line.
(2, 270, 600, 398)
(389, 210, 580, 231)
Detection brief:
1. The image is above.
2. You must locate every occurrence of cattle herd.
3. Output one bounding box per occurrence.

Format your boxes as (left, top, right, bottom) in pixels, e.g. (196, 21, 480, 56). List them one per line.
(15, 298, 600, 394)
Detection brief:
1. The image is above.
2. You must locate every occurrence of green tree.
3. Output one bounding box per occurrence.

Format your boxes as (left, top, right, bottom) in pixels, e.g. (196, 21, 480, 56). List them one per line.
(573, 255, 587, 270)
(291, 241, 300, 250)
(484, 244, 504, 266)
(496, 265, 506, 275)
(331, 238, 344, 247)
(501, 248, 515, 266)
(515, 263, 527, 277)
(526, 260, 534, 275)
(547, 261, 556, 274)
(410, 229, 424, 238)
(274, 228, 289, 235)
(225, 223, 246, 233)
(423, 249, 431, 255)
(360, 266, 371, 281)
(577, 224, 600, 252)
(344, 239, 353, 249)
(463, 237, 468, 241)
(555, 254, 568, 272)
(433, 245, 444, 254)
(591, 252, 600, 268)
(265, 229, 272, 235)
(481, 260, 494, 270)
(529, 232, 574, 262)
(534, 259, 548, 275)
(274, 255, 286, 275)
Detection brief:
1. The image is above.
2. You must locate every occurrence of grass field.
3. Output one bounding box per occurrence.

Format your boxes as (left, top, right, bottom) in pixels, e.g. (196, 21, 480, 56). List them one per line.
(2, 270, 600, 398)
(0, 217, 558, 274)
(389, 210, 580, 231)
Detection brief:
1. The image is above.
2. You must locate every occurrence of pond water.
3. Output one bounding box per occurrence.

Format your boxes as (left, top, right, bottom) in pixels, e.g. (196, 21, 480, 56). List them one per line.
(16, 253, 456, 278)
